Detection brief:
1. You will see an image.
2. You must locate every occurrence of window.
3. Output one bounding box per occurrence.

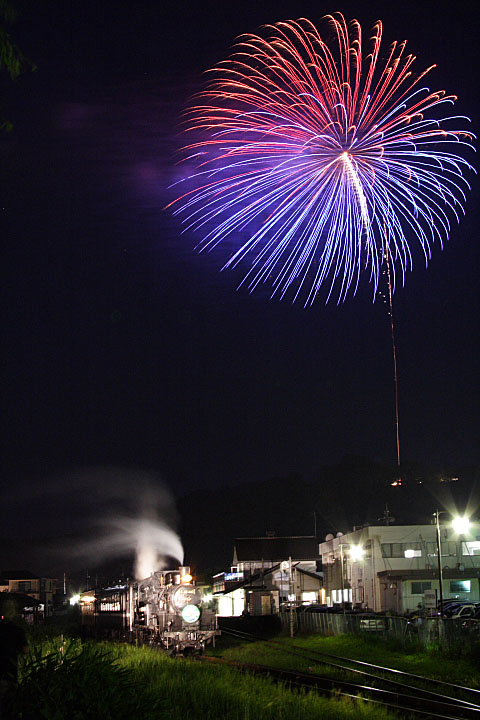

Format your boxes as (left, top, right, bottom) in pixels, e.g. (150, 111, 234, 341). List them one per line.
(404, 549, 421, 558)
(382, 543, 403, 558)
(411, 581, 431, 594)
(445, 542, 458, 556)
(382, 542, 422, 558)
(462, 541, 480, 556)
(450, 580, 471, 593)
(364, 541, 372, 559)
(392, 543, 403, 558)
(381, 544, 390, 557)
(100, 593, 121, 612)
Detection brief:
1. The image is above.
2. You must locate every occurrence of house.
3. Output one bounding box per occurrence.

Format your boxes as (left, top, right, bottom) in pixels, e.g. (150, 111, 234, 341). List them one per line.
(214, 535, 323, 616)
(318, 523, 480, 614)
(1, 571, 56, 618)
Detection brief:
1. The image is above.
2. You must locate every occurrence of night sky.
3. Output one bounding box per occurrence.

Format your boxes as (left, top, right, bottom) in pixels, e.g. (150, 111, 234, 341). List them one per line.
(2, 1, 479, 574)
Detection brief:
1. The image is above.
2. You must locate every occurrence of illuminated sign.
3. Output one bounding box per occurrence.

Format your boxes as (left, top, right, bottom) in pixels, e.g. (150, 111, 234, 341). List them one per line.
(224, 572, 244, 581)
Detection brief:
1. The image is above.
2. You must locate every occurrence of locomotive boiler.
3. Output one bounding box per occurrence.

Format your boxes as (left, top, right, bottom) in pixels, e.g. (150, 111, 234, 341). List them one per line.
(80, 566, 219, 655)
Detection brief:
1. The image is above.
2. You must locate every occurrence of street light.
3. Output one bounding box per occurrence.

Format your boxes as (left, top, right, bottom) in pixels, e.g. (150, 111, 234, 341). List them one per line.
(433, 511, 472, 619)
(350, 544, 365, 562)
(452, 516, 471, 536)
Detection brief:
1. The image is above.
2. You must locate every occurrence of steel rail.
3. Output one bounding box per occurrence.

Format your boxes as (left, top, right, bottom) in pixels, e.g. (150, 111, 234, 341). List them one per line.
(201, 655, 477, 720)
(219, 627, 480, 713)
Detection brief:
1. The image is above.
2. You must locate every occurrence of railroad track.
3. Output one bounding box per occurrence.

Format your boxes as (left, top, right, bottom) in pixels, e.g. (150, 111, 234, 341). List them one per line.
(208, 627, 480, 719)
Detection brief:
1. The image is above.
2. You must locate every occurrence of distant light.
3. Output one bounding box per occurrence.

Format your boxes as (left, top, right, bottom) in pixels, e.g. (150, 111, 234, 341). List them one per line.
(350, 545, 365, 561)
(69, 594, 81, 606)
(404, 549, 415, 559)
(203, 594, 213, 604)
(80, 595, 95, 604)
(452, 516, 471, 534)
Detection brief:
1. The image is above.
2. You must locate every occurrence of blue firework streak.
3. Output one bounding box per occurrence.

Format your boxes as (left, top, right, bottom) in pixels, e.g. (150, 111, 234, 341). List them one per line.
(170, 14, 475, 304)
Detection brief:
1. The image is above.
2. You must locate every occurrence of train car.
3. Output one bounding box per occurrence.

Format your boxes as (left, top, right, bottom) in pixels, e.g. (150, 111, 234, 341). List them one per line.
(80, 566, 219, 655)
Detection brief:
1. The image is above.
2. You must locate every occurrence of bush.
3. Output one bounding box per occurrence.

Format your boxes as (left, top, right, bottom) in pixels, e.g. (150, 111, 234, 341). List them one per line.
(8, 641, 148, 720)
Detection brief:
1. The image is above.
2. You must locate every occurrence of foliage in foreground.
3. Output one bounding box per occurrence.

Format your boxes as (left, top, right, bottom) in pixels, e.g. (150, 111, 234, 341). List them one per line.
(8, 637, 397, 720)
(10, 641, 146, 720)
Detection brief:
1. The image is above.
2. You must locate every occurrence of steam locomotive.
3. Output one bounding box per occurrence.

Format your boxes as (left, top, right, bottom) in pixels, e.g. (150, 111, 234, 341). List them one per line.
(80, 566, 219, 655)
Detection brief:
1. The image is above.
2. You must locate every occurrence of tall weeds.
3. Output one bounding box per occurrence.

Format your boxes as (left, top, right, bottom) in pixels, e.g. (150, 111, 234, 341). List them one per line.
(6, 637, 396, 720)
(9, 640, 147, 719)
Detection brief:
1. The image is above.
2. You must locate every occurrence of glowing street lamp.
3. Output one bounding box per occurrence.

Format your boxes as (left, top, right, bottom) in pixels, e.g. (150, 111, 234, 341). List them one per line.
(350, 545, 365, 562)
(452, 516, 471, 536)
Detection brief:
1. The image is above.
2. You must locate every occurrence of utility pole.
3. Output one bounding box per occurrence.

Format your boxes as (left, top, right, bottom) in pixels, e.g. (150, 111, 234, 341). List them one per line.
(434, 510, 445, 619)
(289, 556, 295, 638)
(340, 543, 346, 614)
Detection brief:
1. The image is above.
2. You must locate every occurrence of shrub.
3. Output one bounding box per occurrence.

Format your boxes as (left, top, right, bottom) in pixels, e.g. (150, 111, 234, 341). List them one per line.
(8, 640, 147, 720)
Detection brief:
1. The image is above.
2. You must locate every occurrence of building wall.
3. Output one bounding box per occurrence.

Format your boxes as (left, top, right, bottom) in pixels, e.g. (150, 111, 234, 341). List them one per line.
(215, 560, 323, 616)
(216, 589, 245, 617)
(7, 578, 55, 617)
(319, 525, 480, 613)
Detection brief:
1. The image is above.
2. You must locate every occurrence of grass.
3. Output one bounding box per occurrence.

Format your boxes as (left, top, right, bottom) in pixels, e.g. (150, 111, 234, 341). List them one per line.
(7, 636, 398, 720)
(212, 631, 480, 692)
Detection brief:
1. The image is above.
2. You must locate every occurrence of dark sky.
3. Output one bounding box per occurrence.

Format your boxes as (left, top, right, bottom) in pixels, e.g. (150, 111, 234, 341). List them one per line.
(2, 1, 479, 572)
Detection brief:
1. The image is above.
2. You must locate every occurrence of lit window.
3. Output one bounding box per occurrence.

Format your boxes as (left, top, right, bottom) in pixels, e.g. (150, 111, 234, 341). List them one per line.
(404, 549, 421, 558)
(450, 580, 471, 593)
(462, 541, 480, 556)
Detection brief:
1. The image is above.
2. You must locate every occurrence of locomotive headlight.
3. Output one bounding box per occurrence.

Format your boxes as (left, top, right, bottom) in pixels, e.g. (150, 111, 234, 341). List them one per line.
(181, 574, 193, 584)
(181, 604, 201, 623)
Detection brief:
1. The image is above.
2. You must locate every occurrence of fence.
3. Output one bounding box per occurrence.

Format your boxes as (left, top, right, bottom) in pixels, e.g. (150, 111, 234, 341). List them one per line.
(279, 611, 480, 649)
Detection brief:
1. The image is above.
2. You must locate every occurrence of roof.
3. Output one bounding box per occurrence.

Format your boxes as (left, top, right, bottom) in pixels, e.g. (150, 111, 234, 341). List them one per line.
(297, 567, 323, 581)
(1, 571, 39, 580)
(214, 562, 284, 595)
(234, 536, 319, 562)
(0, 592, 41, 607)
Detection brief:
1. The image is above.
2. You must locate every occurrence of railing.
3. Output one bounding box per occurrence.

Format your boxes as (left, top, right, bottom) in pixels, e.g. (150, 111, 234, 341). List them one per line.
(279, 611, 480, 649)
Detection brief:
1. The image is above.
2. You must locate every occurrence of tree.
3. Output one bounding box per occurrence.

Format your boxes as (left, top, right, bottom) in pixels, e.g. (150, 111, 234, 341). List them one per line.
(0, 0, 35, 131)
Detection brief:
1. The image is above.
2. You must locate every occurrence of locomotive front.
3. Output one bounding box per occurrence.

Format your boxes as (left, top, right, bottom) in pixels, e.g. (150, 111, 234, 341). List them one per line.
(134, 566, 219, 654)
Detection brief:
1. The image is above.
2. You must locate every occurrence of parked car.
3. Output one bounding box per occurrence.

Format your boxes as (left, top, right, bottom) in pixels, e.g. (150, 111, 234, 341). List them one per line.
(443, 602, 472, 617)
(279, 602, 306, 613)
(303, 604, 329, 613)
(445, 603, 479, 619)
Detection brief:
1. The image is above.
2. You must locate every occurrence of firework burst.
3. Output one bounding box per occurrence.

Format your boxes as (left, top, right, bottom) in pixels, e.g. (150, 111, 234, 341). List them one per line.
(170, 14, 475, 304)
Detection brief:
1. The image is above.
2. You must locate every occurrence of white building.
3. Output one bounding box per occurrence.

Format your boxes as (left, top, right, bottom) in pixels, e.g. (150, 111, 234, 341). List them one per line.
(319, 523, 480, 614)
(214, 535, 323, 616)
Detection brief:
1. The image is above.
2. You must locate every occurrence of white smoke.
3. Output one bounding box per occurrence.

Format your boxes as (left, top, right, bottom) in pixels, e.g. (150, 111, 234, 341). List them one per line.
(15, 467, 185, 580)
(133, 518, 184, 579)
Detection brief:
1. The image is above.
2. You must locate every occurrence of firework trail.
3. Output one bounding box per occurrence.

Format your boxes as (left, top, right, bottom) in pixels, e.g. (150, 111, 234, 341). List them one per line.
(170, 14, 475, 304)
